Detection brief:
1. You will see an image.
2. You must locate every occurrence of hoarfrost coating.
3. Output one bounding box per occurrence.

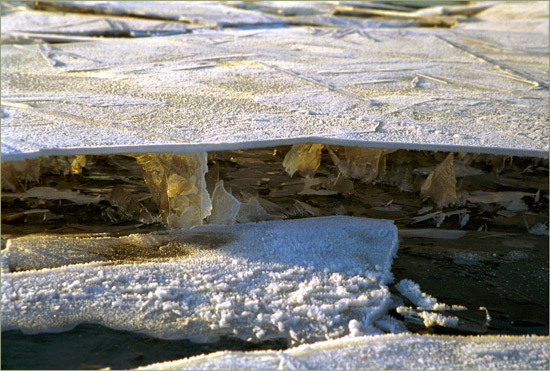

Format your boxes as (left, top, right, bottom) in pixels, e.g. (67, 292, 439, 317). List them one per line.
(2, 216, 399, 345)
(134, 334, 550, 370)
(1, 1, 548, 161)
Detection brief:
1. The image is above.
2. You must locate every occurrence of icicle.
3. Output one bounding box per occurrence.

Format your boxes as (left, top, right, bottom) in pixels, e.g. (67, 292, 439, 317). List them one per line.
(282, 144, 323, 178)
(420, 152, 457, 208)
(135, 152, 211, 229)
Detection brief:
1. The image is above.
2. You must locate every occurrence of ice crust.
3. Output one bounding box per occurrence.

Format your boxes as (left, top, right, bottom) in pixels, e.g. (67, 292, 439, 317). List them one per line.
(134, 334, 550, 370)
(1, 216, 399, 345)
(2, 2, 548, 161)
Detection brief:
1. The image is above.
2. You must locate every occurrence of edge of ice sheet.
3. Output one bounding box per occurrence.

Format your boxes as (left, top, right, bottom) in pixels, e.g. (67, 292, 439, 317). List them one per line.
(1, 216, 400, 344)
(134, 333, 550, 370)
(2, 137, 548, 163)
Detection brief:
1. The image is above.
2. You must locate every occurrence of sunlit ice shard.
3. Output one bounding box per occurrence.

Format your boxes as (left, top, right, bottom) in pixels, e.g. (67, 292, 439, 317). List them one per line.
(2, 216, 399, 345)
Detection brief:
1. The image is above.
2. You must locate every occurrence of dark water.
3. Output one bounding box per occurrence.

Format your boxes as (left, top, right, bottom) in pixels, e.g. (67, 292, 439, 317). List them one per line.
(1, 324, 287, 370)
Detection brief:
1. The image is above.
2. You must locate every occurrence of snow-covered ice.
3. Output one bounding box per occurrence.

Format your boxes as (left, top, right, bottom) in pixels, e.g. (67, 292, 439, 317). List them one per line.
(2, 216, 399, 345)
(133, 333, 549, 370)
(2, 1, 548, 161)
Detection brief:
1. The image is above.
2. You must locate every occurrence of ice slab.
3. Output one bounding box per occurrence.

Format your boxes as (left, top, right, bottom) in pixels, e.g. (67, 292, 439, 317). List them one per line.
(1, 216, 399, 344)
(1, 8, 192, 43)
(2, 1, 548, 162)
(15, 1, 285, 28)
(134, 333, 549, 370)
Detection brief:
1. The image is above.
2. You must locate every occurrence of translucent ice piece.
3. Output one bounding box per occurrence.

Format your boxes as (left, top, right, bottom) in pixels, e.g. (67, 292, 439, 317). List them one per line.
(420, 152, 456, 208)
(208, 180, 240, 225)
(236, 196, 280, 223)
(70, 155, 87, 175)
(134, 153, 211, 229)
(329, 147, 390, 183)
(282, 144, 323, 178)
(1, 159, 41, 191)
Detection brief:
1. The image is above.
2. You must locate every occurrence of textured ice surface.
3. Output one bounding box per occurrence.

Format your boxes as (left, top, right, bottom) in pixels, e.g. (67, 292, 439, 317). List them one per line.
(134, 334, 549, 370)
(13, 1, 285, 28)
(2, 1, 548, 161)
(0, 7, 192, 42)
(1, 216, 399, 345)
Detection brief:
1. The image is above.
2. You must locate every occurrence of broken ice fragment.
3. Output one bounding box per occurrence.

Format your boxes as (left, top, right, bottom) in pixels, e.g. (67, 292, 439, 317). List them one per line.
(236, 196, 280, 223)
(70, 155, 87, 175)
(491, 155, 511, 175)
(396, 307, 459, 329)
(166, 174, 197, 198)
(329, 147, 387, 183)
(293, 200, 321, 217)
(107, 184, 154, 224)
(420, 152, 456, 208)
(529, 223, 549, 236)
(282, 144, 323, 178)
(135, 153, 211, 229)
(2, 187, 102, 204)
(395, 279, 438, 310)
(1, 158, 41, 191)
(209, 180, 240, 225)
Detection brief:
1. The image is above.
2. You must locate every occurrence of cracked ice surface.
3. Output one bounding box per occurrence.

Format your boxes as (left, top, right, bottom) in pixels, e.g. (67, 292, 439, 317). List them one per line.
(2, 3, 548, 161)
(1, 216, 399, 345)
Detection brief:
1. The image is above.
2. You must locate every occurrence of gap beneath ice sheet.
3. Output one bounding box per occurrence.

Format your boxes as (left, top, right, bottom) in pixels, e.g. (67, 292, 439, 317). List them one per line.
(1, 146, 548, 343)
(1, 324, 287, 370)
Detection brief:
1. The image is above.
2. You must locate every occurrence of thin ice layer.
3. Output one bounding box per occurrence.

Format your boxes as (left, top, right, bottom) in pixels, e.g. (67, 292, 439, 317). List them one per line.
(134, 334, 549, 370)
(1, 216, 399, 345)
(2, 2, 548, 162)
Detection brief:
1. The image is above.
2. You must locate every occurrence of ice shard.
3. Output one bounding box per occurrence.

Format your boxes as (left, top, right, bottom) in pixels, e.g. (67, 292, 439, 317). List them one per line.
(420, 152, 457, 208)
(208, 180, 240, 225)
(135, 153, 211, 229)
(282, 144, 324, 178)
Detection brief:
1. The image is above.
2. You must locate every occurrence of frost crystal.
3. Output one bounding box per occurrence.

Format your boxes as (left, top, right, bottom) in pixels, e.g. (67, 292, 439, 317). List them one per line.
(395, 279, 438, 310)
(135, 152, 211, 229)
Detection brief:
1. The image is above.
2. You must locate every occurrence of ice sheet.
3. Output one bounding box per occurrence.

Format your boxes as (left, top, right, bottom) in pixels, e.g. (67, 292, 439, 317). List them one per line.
(12, 1, 285, 28)
(134, 333, 549, 370)
(2, 1, 548, 161)
(1, 216, 399, 344)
